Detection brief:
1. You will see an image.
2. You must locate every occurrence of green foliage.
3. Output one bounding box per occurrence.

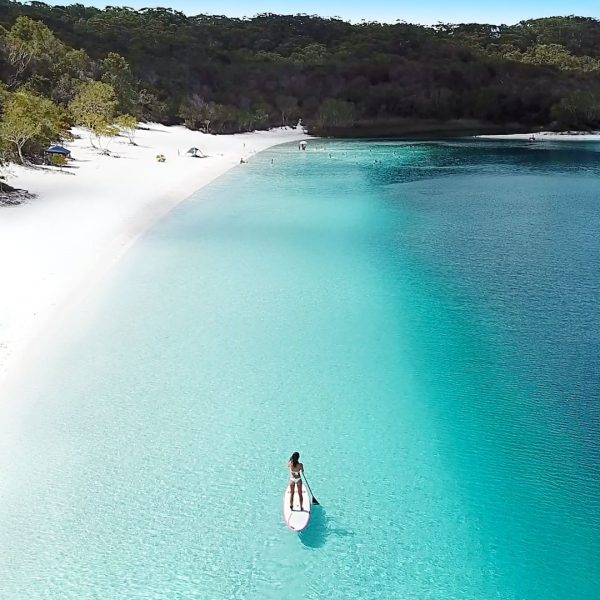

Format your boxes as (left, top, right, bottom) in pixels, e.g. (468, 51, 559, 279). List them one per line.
(505, 44, 600, 71)
(275, 95, 299, 126)
(101, 52, 136, 113)
(70, 80, 117, 128)
(290, 43, 328, 64)
(48, 153, 67, 168)
(3, 16, 65, 87)
(1, 6, 600, 137)
(0, 82, 9, 107)
(0, 89, 68, 162)
(178, 94, 208, 130)
(59, 49, 93, 79)
(551, 91, 600, 128)
(69, 80, 118, 147)
(135, 88, 167, 122)
(317, 99, 355, 128)
(250, 103, 272, 130)
(115, 113, 137, 144)
(514, 16, 600, 57)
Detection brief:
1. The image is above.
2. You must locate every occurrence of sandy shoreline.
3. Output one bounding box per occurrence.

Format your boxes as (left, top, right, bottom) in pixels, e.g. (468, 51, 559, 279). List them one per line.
(0, 124, 308, 392)
(477, 131, 600, 141)
(1, 125, 595, 394)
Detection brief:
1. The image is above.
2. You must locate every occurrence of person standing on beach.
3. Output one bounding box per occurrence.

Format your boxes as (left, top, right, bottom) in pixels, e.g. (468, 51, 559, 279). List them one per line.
(288, 452, 304, 511)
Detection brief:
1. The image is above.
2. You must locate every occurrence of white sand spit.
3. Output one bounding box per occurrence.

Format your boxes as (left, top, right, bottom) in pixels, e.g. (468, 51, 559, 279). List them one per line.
(477, 131, 600, 141)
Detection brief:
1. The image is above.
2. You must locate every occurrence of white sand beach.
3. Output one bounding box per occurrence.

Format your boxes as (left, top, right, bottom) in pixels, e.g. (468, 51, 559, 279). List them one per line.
(477, 131, 600, 141)
(0, 124, 308, 390)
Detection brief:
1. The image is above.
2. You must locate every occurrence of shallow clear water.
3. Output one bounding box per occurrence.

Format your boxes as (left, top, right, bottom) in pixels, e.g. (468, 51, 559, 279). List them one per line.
(1, 139, 600, 599)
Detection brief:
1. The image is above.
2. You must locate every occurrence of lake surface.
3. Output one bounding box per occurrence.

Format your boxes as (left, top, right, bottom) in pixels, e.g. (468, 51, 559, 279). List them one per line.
(1, 139, 599, 599)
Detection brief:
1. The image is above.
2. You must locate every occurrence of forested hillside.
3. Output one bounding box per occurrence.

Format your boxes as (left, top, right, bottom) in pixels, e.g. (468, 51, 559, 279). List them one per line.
(1, 0, 600, 154)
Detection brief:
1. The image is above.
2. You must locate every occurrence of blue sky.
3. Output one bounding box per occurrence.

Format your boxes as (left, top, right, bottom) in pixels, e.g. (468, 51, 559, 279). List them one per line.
(48, 0, 600, 24)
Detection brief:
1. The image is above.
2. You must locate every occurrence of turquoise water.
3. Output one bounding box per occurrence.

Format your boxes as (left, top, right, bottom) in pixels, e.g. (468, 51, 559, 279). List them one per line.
(1, 139, 600, 599)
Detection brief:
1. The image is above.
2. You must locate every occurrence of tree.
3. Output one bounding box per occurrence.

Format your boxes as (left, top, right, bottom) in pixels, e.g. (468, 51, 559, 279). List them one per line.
(0, 82, 9, 107)
(69, 81, 118, 148)
(317, 98, 355, 128)
(178, 94, 207, 130)
(0, 90, 68, 163)
(251, 102, 272, 130)
(2, 16, 65, 87)
(208, 104, 241, 133)
(116, 113, 138, 144)
(2, 5, 600, 136)
(51, 74, 82, 106)
(101, 52, 136, 113)
(49, 49, 94, 105)
(135, 88, 166, 121)
(275, 95, 298, 127)
(551, 91, 600, 128)
(58, 49, 93, 80)
(506, 43, 600, 71)
(290, 43, 327, 64)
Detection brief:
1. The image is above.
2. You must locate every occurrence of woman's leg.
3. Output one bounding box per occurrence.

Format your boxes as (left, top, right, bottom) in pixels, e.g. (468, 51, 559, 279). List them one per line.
(297, 481, 304, 511)
(289, 481, 295, 510)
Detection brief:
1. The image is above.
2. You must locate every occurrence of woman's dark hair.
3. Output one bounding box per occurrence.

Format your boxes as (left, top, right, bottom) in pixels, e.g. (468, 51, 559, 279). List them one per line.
(290, 452, 300, 467)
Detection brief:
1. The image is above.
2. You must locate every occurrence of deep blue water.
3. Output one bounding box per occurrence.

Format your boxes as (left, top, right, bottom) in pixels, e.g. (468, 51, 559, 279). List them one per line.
(1, 139, 599, 599)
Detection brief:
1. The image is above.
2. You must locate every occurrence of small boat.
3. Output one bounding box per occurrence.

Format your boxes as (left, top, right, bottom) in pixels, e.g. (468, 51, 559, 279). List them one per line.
(282, 482, 311, 532)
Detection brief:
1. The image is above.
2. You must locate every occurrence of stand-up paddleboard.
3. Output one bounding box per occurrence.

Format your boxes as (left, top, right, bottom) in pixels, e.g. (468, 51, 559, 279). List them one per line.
(283, 482, 311, 532)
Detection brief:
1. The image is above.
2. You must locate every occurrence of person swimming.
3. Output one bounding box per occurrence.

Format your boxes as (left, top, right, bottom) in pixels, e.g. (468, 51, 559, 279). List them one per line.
(288, 451, 304, 511)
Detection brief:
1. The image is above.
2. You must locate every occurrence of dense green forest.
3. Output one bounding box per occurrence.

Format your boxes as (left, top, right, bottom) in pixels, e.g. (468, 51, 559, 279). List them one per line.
(1, 0, 600, 162)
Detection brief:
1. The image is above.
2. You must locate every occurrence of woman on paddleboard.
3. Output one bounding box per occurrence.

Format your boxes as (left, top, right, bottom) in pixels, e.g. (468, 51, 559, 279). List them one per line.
(288, 452, 304, 511)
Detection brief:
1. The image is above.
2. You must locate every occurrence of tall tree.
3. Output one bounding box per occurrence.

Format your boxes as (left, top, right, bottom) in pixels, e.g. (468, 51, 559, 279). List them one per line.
(100, 52, 136, 113)
(178, 94, 207, 130)
(69, 80, 118, 148)
(317, 98, 355, 128)
(2, 16, 65, 87)
(275, 95, 298, 127)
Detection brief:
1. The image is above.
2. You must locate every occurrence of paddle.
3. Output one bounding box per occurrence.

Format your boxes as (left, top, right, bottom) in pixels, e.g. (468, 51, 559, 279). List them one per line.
(302, 473, 320, 505)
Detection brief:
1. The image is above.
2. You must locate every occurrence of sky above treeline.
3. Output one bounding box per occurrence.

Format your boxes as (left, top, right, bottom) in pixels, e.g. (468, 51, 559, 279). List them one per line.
(45, 0, 600, 24)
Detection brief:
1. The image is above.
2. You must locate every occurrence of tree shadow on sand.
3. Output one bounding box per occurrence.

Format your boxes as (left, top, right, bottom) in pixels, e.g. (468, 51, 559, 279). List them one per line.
(0, 181, 36, 206)
(299, 506, 354, 549)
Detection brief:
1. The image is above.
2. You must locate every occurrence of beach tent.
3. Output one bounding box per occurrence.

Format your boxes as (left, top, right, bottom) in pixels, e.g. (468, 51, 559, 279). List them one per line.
(186, 147, 205, 157)
(46, 145, 71, 157)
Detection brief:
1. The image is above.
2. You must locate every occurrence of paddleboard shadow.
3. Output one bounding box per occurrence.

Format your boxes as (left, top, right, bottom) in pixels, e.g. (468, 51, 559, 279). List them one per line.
(299, 505, 328, 548)
(299, 509, 355, 549)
